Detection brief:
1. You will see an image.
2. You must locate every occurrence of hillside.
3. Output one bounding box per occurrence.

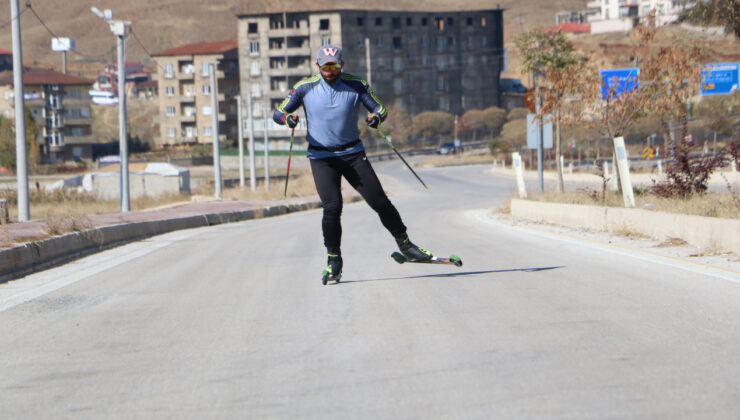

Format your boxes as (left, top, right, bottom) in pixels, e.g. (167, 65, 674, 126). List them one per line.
(0, 0, 588, 78)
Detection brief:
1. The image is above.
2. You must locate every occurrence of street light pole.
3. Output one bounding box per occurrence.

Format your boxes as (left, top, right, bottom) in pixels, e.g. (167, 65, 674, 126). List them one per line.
(92, 7, 130, 212)
(10, 0, 29, 221)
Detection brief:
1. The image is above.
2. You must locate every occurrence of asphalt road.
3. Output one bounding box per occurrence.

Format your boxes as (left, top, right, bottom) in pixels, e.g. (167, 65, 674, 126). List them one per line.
(1, 162, 740, 419)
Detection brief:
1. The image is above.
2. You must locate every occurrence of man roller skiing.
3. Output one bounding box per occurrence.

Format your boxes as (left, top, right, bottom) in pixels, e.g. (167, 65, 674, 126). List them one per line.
(273, 44, 432, 282)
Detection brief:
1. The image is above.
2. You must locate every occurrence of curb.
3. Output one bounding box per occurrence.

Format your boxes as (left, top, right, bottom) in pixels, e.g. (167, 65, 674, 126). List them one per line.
(510, 199, 740, 255)
(0, 199, 331, 283)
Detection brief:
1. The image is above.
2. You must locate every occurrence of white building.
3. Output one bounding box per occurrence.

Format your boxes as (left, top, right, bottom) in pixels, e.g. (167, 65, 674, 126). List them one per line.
(587, 0, 696, 33)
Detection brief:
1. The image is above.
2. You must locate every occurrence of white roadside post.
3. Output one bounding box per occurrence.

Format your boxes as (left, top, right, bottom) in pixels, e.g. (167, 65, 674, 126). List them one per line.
(559, 155, 565, 186)
(658, 160, 663, 176)
(512, 152, 527, 199)
(732, 158, 737, 174)
(612, 136, 635, 207)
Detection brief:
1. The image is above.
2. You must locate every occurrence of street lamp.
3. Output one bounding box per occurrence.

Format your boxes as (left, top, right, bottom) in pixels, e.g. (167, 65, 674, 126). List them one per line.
(91, 7, 131, 212)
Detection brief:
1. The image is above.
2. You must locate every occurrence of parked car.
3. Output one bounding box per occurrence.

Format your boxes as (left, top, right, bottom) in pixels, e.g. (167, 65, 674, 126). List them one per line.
(436, 142, 458, 155)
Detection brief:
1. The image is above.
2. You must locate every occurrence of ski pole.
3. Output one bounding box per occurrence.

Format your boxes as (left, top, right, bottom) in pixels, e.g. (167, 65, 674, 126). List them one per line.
(377, 127, 428, 190)
(283, 126, 295, 200)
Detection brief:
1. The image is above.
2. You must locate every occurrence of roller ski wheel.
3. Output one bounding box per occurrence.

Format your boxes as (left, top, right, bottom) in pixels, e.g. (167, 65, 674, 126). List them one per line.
(391, 252, 463, 267)
(321, 268, 341, 285)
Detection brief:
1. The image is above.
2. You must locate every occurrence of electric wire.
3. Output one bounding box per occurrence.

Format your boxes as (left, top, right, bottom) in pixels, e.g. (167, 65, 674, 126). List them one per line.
(0, 4, 28, 31)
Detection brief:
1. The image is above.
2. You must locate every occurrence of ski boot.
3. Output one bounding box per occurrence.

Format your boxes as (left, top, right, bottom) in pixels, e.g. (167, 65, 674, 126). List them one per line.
(395, 234, 433, 262)
(321, 252, 343, 285)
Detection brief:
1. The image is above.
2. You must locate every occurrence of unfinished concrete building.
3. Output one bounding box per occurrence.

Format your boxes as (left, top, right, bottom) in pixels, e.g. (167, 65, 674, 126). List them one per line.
(237, 8, 504, 140)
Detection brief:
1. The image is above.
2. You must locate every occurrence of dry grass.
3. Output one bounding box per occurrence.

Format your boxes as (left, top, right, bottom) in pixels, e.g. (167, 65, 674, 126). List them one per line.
(417, 151, 495, 168)
(0, 169, 323, 223)
(525, 190, 740, 219)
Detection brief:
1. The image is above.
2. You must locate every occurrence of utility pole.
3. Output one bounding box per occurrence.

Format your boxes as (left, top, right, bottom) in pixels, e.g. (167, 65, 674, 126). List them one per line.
(11, 0, 28, 221)
(262, 107, 270, 190)
(209, 63, 222, 198)
(237, 96, 245, 188)
(364, 37, 372, 87)
(91, 7, 130, 212)
(248, 92, 256, 191)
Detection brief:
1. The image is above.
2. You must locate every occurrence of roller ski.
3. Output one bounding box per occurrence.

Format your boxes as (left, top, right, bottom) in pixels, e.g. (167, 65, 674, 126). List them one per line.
(321, 253, 342, 285)
(391, 251, 463, 267)
(392, 235, 463, 267)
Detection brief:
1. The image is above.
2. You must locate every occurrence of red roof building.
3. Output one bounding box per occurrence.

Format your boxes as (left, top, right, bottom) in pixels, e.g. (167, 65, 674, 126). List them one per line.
(547, 22, 591, 34)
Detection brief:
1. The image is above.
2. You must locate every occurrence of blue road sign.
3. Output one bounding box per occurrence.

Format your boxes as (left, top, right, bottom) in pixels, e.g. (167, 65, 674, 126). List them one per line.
(601, 68, 639, 100)
(700, 63, 739, 96)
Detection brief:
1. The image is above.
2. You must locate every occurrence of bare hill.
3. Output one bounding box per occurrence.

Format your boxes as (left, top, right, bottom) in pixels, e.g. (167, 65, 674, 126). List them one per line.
(0, 0, 588, 78)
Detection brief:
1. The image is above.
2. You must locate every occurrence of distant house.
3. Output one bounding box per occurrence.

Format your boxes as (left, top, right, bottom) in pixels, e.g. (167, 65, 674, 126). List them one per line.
(0, 68, 95, 163)
(152, 41, 239, 146)
(547, 23, 591, 34)
(0, 49, 11, 72)
(587, 0, 697, 33)
(94, 61, 155, 99)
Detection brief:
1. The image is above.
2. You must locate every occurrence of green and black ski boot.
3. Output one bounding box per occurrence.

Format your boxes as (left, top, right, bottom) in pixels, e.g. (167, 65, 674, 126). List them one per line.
(321, 252, 343, 285)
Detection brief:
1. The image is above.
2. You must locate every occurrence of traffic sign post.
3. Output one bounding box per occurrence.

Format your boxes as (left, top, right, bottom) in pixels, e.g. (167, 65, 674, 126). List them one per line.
(601, 68, 639, 100)
(700, 63, 739, 96)
(642, 147, 654, 160)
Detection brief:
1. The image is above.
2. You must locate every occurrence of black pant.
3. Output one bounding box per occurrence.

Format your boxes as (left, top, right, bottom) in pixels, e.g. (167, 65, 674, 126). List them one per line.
(310, 151, 406, 252)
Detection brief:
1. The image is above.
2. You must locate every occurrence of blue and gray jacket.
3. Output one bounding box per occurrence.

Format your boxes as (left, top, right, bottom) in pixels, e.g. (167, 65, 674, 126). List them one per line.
(272, 73, 388, 159)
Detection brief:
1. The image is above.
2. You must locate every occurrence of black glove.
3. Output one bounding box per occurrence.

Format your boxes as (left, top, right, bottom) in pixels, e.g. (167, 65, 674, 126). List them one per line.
(283, 113, 299, 129)
(366, 113, 380, 129)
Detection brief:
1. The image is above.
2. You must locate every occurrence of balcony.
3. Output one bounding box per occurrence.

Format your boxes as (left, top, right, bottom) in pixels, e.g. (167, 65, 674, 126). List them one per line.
(267, 47, 311, 57)
(63, 135, 94, 144)
(64, 116, 92, 125)
(179, 95, 196, 103)
(180, 114, 196, 123)
(267, 27, 310, 37)
(177, 70, 195, 80)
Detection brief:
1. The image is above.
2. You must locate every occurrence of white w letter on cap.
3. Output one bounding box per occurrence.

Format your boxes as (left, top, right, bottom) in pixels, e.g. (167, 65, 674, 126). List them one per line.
(322, 47, 338, 56)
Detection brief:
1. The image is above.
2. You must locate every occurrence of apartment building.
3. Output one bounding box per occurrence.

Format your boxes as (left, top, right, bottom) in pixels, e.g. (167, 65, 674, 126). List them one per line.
(153, 41, 239, 146)
(237, 8, 504, 139)
(587, 0, 696, 33)
(0, 68, 94, 163)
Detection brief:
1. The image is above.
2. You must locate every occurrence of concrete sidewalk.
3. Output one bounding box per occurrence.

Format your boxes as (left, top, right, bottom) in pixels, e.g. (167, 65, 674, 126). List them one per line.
(0, 195, 342, 283)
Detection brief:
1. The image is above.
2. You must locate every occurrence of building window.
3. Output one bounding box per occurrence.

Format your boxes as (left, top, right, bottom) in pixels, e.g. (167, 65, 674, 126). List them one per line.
(421, 36, 429, 47)
(72, 146, 83, 157)
(164, 64, 174, 78)
(166, 106, 175, 116)
(482, 36, 488, 47)
(467, 17, 473, 26)
(357, 17, 364, 26)
(250, 60, 261, 76)
(250, 41, 260, 54)
(165, 86, 175, 96)
(393, 78, 403, 94)
(467, 36, 474, 48)
(393, 57, 403, 71)
(321, 37, 331, 46)
(447, 17, 454, 26)
(66, 88, 81, 98)
(421, 17, 428, 26)
(437, 37, 447, 51)
(167, 128, 176, 138)
(406, 17, 413, 26)
(435, 18, 444, 30)
(392, 37, 402, 49)
(392, 17, 401, 29)
(248, 22, 258, 33)
(376, 37, 384, 47)
(481, 17, 487, 27)
(203, 126, 212, 137)
(251, 82, 262, 98)
(203, 106, 212, 116)
(201, 62, 210, 76)
(202, 84, 211, 95)
(319, 19, 330, 30)
(375, 17, 382, 26)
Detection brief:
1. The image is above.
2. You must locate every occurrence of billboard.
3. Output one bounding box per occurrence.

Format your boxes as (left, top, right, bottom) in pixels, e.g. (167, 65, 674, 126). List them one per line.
(600, 68, 639, 100)
(51, 38, 76, 52)
(700, 63, 739, 96)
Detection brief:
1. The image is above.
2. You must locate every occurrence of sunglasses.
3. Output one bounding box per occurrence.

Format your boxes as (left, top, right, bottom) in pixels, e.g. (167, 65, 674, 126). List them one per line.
(319, 62, 342, 71)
